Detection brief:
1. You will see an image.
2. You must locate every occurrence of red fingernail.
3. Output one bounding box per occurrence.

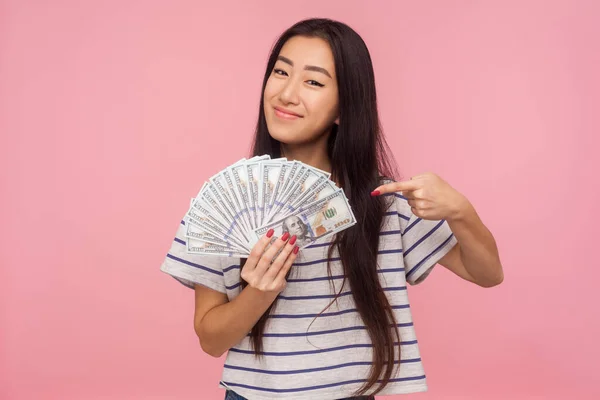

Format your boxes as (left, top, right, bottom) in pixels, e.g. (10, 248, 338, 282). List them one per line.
(289, 235, 297, 245)
(293, 246, 299, 254)
(281, 232, 290, 241)
(370, 190, 380, 196)
(266, 229, 274, 238)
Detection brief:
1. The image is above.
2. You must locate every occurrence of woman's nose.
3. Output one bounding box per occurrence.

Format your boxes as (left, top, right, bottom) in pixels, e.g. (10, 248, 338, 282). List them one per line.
(278, 79, 300, 105)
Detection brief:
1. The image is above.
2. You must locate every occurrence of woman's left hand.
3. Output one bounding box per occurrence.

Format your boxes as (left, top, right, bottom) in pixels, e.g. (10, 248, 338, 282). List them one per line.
(371, 172, 471, 221)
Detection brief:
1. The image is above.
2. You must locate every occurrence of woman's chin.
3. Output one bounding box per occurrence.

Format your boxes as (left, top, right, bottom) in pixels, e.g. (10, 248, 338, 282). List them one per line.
(268, 130, 307, 146)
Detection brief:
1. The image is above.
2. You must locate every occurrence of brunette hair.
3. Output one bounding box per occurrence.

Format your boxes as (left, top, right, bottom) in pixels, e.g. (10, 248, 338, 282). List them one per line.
(241, 18, 401, 396)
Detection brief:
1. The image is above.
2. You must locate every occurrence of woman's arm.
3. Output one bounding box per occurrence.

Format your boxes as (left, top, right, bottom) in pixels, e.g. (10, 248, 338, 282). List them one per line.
(372, 172, 503, 288)
(194, 231, 298, 357)
(438, 200, 503, 287)
(194, 284, 279, 357)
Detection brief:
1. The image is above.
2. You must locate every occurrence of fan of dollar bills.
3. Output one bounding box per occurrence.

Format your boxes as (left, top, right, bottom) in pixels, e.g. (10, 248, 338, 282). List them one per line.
(184, 155, 357, 257)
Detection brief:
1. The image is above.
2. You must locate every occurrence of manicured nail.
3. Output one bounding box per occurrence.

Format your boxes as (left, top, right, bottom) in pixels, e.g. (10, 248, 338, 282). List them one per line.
(281, 232, 290, 241)
(370, 190, 381, 196)
(293, 246, 299, 254)
(289, 235, 297, 245)
(266, 229, 274, 238)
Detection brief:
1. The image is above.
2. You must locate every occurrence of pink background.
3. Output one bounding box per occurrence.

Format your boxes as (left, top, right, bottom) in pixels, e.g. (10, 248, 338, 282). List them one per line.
(1, 0, 598, 399)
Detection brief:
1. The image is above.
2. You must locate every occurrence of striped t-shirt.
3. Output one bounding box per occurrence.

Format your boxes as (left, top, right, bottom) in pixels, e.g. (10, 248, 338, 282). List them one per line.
(160, 193, 457, 399)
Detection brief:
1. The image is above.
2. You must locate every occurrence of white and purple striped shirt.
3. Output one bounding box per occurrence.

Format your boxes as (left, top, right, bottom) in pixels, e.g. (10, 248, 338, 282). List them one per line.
(160, 193, 457, 399)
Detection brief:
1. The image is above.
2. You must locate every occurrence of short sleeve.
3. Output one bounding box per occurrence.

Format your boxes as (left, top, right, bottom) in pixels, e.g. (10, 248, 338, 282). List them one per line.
(159, 217, 227, 293)
(397, 195, 458, 285)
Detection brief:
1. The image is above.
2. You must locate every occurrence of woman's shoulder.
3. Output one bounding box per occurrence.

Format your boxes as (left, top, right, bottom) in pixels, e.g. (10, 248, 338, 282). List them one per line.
(374, 176, 414, 229)
(377, 175, 410, 207)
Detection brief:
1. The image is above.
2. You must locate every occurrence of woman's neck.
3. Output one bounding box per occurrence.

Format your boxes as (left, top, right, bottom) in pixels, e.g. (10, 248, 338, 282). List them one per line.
(280, 137, 331, 174)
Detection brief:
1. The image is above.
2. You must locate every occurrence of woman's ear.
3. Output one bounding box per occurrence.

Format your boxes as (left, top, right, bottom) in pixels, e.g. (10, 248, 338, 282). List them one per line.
(334, 116, 339, 125)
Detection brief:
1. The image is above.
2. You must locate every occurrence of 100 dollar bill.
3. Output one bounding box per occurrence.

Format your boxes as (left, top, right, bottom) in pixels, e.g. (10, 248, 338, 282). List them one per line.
(186, 237, 248, 257)
(252, 189, 356, 249)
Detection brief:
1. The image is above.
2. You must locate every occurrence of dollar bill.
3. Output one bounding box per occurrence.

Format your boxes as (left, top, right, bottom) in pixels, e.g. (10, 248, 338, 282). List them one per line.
(204, 178, 249, 243)
(264, 160, 292, 222)
(185, 219, 248, 252)
(246, 160, 261, 230)
(294, 178, 338, 209)
(274, 177, 340, 220)
(263, 165, 307, 224)
(186, 237, 248, 258)
(209, 165, 250, 235)
(256, 158, 290, 226)
(257, 161, 275, 227)
(183, 156, 356, 259)
(252, 189, 356, 249)
(288, 165, 330, 203)
(187, 198, 251, 252)
(190, 184, 251, 249)
(276, 160, 299, 205)
(264, 165, 329, 224)
(228, 163, 255, 233)
(184, 198, 246, 251)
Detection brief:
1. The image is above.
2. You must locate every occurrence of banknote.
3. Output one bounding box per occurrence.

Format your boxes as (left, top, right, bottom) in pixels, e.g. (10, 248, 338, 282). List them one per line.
(186, 237, 248, 258)
(276, 160, 300, 207)
(228, 163, 254, 232)
(264, 160, 293, 223)
(184, 156, 356, 257)
(210, 166, 250, 235)
(186, 218, 248, 252)
(257, 161, 278, 227)
(246, 161, 260, 230)
(252, 189, 356, 249)
(184, 198, 247, 251)
(263, 177, 341, 224)
(196, 183, 252, 246)
(264, 165, 330, 224)
(187, 199, 251, 252)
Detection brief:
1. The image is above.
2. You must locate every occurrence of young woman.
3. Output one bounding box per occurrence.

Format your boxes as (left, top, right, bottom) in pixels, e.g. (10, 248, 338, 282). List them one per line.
(160, 18, 503, 400)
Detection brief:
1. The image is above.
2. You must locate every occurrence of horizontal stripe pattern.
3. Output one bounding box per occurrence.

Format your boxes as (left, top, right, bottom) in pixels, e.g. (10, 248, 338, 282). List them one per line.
(257, 322, 414, 338)
(228, 340, 418, 357)
(221, 375, 426, 394)
(406, 233, 456, 279)
(277, 286, 406, 301)
(268, 304, 410, 319)
(165, 253, 222, 276)
(224, 358, 420, 375)
(160, 192, 458, 399)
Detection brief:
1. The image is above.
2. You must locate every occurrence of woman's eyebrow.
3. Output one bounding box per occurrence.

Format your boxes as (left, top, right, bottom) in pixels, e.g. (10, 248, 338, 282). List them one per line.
(277, 55, 332, 78)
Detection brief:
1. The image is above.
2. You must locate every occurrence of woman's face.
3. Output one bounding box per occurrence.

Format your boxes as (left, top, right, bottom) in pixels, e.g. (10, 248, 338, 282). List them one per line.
(263, 36, 339, 146)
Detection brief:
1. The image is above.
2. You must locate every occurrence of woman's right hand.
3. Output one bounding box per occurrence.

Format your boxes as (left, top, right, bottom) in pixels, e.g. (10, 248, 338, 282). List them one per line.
(240, 229, 299, 294)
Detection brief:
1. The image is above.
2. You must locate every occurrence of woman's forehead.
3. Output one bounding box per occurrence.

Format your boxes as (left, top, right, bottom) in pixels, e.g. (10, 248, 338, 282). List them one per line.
(278, 36, 335, 75)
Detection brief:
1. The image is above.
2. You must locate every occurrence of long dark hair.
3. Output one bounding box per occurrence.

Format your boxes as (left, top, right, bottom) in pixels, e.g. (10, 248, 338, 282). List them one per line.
(240, 18, 401, 396)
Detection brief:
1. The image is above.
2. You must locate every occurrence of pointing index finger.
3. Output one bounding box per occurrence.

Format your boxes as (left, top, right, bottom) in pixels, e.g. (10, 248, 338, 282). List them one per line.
(371, 180, 421, 196)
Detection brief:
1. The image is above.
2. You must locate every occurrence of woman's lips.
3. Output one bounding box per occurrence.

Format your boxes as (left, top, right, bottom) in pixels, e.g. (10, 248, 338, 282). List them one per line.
(274, 107, 301, 120)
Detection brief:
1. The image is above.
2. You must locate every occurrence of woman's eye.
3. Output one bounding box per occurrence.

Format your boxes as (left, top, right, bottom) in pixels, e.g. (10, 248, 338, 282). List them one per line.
(307, 80, 324, 87)
(273, 68, 287, 76)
